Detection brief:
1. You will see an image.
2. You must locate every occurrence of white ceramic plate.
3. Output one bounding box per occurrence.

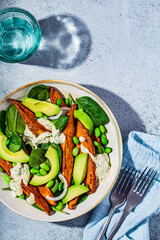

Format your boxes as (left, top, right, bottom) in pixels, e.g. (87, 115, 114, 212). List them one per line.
(0, 80, 122, 222)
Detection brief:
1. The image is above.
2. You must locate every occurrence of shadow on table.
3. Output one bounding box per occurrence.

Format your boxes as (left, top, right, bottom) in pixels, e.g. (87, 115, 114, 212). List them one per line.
(53, 85, 146, 228)
(21, 14, 92, 69)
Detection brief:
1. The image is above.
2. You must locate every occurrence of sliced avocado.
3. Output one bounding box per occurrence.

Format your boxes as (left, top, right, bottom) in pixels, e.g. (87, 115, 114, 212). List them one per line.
(74, 110, 94, 136)
(73, 153, 88, 185)
(22, 98, 60, 116)
(0, 132, 29, 163)
(30, 146, 60, 186)
(62, 185, 89, 204)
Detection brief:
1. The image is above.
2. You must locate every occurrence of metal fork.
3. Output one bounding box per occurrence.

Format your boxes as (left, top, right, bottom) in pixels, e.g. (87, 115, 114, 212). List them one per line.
(107, 167, 157, 240)
(96, 166, 136, 240)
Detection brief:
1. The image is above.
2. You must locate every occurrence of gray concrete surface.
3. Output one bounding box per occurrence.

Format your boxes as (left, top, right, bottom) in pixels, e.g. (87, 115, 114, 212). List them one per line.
(0, 0, 160, 239)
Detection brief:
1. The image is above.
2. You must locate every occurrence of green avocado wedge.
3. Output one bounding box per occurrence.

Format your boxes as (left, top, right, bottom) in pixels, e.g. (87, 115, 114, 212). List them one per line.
(62, 185, 89, 204)
(74, 110, 94, 136)
(73, 153, 88, 184)
(0, 132, 29, 163)
(30, 146, 60, 186)
(22, 98, 60, 116)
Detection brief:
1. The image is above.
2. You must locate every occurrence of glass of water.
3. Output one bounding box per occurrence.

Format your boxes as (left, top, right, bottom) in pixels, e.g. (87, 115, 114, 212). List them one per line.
(0, 8, 41, 63)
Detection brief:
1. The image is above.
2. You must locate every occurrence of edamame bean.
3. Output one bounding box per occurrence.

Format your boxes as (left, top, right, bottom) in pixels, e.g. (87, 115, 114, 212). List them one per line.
(36, 173, 41, 176)
(101, 133, 106, 139)
(40, 163, 50, 171)
(46, 180, 54, 188)
(73, 136, 79, 145)
(35, 111, 43, 118)
(105, 147, 112, 154)
(0, 166, 4, 172)
(40, 169, 47, 176)
(4, 174, 11, 184)
(30, 168, 39, 174)
(65, 98, 69, 105)
(78, 108, 84, 112)
(108, 162, 111, 167)
(94, 141, 99, 147)
(72, 147, 79, 156)
(58, 181, 63, 191)
(12, 162, 17, 167)
(51, 179, 59, 193)
(19, 194, 25, 199)
(57, 98, 62, 106)
(95, 127, 101, 137)
(56, 202, 63, 210)
(42, 116, 48, 119)
(99, 125, 105, 133)
(5, 139, 10, 145)
(101, 138, 108, 145)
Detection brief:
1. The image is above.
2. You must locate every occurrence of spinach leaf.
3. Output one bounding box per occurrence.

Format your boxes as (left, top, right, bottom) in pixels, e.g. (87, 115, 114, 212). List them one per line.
(55, 115, 69, 131)
(8, 135, 22, 152)
(5, 105, 25, 136)
(76, 96, 109, 125)
(5, 126, 13, 138)
(0, 110, 6, 134)
(28, 85, 49, 101)
(77, 193, 88, 204)
(29, 148, 47, 169)
(41, 142, 62, 167)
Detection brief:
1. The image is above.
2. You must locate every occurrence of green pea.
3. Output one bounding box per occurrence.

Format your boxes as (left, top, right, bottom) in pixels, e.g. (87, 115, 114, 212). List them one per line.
(95, 127, 101, 137)
(12, 162, 17, 167)
(4, 174, 11, 184)
(72, 147, 79, 156)
(99, 125, 105, 133)
(101, 138, 108, 145)
(57, 98, 62, 106)
(78, 108, 84, 112)
(36, 173, 41, 176)
(56, 201, 63, 210)
(58, 181, 63, 191)
(65, 98, 69, 105)
(51, 179, 59, 193)
(94, 141, 99, 147)
(40, 169, 47, 176)
(42, 115, 48, 119)
(0, 166, 4, 173)
(105, 147, 112, 154)
(46, 180, 54, 188)
(35, 111, 43, 118)
(5, 139, 10, 146)
(40, 163, 50, 171)
(73, 136, 79, 145)
(30, 168, 39, 174)
(19, 194, 25, 199)
(101, 133, 106, 139)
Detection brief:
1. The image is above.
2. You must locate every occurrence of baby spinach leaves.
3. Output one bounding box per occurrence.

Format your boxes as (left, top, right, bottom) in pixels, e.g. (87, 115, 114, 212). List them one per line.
(8, 135, 22, 152)
(5, 105, 25, 137)
(29, 149, 47, 170)
(41, 142, 62, 167)
(27, 85, 49, 101)
(55, 115, 69, 131)
(76, 96, 109, 125)
(0, 110, 6, 134)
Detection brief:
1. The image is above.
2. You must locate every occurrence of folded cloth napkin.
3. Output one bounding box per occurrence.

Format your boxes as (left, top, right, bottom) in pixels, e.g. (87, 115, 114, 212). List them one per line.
(83, 131, 160, 240)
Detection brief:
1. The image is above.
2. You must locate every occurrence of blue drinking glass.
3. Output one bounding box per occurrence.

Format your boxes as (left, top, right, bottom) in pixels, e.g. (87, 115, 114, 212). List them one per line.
(0, 7, 41, 63)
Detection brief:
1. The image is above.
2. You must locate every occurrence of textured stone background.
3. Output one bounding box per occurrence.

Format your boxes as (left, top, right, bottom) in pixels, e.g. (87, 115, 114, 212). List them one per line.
(0, 0, 160, 239)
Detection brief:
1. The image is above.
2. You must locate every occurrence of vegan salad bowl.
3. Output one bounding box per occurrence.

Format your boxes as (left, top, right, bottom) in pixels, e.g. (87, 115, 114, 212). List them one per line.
(0, 80, 122, 222)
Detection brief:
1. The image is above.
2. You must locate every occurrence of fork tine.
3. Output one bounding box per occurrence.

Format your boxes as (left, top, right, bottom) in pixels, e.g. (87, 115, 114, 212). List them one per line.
(112, 166, 127, 192)
(133, 166, 148, 190)
(121, 169, 133, 193)
(139, 169, 154, 193)
(141, 171, 157, 195)
(137, 168, 152, 192)
(124, 170, 137, 194)
(118, 167, 130, 193)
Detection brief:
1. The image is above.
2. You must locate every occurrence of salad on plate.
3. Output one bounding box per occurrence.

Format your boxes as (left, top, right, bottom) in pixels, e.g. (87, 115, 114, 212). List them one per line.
(0, 84, 112, 215)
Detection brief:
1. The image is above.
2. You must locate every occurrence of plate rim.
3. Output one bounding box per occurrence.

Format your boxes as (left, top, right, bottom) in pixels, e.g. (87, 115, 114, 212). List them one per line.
(0, 79, 123, 222)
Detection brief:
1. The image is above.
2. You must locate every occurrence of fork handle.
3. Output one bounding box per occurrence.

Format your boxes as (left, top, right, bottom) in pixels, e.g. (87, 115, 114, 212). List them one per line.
(107, 204, 132, 240)
(96, 207, 116, 240)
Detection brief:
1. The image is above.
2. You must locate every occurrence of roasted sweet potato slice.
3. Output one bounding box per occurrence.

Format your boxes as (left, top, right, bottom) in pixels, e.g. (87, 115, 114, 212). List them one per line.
(37, 185, 57, 206)
(61, 104, 77, 186)
(49, 87, 67, 107)
(92, 134, 101, 144)
(9, 99, 49, 135)
(0, 158, 51, 215)
(68, 196, 79, 210)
